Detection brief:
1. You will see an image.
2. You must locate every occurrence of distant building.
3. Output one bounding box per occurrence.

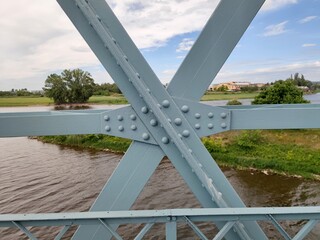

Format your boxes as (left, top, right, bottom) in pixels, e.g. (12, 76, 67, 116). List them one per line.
(209, 82, 265, 92)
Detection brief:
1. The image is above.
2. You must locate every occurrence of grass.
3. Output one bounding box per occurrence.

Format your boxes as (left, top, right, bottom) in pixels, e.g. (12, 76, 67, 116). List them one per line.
(37, 129, 320, 180)
(0, 92, 257, 107)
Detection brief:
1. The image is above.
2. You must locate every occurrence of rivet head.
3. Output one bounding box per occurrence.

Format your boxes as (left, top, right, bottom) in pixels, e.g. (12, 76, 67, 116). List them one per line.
(162, 100, 170, 108)
(188, 149, 193, 153)
(131, 125, 137, 131)
(118, 125, 124, 131)
(174, 118, 182, 126)
(195, 113, 201, 119)
(150, 119, 158, 126)
(221, 112, 227, 119)
(104, 115, 110, 121)
(182, 130, 190, 138)
(141, 106, 149, 114)
(181, 105, 189, 113)
(195, 123, 201, 130)
(208, 123, 214, 129)
(142, 133, 150, 140)
(221, 123, 227, 129)
(208, 112, 214, 118)
(130, 114, 136, 120)
(105, 126, 111, 132)
(178, 134, 182, 139)
(117, 115, 123, 121)
(161, 137, 169, 144)
(167, 118, 172, 123)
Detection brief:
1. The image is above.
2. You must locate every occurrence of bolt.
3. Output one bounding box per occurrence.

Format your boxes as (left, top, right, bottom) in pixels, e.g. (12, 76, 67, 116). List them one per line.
(150, 119, 158, 126)
(105, 126, 111, 132)
(130, 114, 136, 120)
(208, 123, 214, 129)
(131, 125, 137, 131)
(195, 113, 201, 119)
(162, 100, 170, 108)
(142, 133, 150, 140)
(221, 123, 227, 129)
(182, 130, 190, 138)
(181, 105, 189, 113)
(172, 217, 177, 221)
(174, 118, 182, 126)
(141, 106, 148, 114)
(118, 125, 124, 132)
(117, 115, 123, 121)
(104, 115, 110, 121)
(161, 137, 169, 144)
(221, 112, 227, 119)
(208, 112, 214, 118)
(195, 123, 201, 130)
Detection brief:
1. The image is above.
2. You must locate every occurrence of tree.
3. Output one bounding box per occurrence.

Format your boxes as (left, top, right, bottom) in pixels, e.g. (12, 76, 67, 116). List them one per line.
(252, 80, 309, 104)
(43, 69, 95, 104)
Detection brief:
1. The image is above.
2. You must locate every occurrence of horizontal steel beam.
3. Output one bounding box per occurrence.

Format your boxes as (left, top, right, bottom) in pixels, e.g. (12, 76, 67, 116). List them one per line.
(1, 207, 320, 228)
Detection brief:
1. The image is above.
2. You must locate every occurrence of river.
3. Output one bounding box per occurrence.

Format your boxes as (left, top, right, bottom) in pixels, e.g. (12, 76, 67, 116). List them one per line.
(0, 95, 320, 239)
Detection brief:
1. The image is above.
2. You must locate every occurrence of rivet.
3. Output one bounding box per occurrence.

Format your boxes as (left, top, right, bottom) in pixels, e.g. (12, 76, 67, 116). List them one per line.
(208, 123, 214, 129)
(130, 114, 136, 120)
(178, 134, 182, 139)
(208, 112, 214, 118)
(182, 130, 190, 138)
(147, 88, 151, 93)
(157, 104, 162, 108)
(191, 169, 195, 173)
(142, 133, 150, 140)
(118, 125, 124, 132)
(221, 123, 227, 129)
(181, 105, 189, 113)
(167, 118, 172, 123)
(162, 100, 170, 108)
(195, 113, 201, 119)
(131, 125, 137, 131)
(174, 118, 182, 126)
(201, 184, 205, 188)
(105, 126, 111, 132)
(161, 137, 169, 144)
(136, 73, 141, 79)
(150, 119, 158, 126)
(172, 217, 177, 221)
(96, 15, 101, 22)
(195, 123, 201, 130)
(104, 115, 110, 121)
(112, 38, 117, 44)
(124, 55, 128, 61)
(141, 106, 148, 114)
(188, 149, 193, 153)
(199, 163, 202, 168)
(117, 115, 123, 121)
(221, 112, 227, 119)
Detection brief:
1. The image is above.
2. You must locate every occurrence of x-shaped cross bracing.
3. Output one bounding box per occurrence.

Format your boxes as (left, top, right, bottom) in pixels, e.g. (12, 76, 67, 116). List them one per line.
(57, 0, 268, 239)
(1, 0, 320, 239)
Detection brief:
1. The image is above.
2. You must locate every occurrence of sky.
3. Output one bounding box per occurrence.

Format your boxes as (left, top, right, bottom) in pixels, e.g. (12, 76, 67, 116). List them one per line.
(0, 0, 319, 91)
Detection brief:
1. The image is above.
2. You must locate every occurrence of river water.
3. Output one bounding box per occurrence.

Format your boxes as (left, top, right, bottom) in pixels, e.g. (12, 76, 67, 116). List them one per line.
(0, 95, 320, 239)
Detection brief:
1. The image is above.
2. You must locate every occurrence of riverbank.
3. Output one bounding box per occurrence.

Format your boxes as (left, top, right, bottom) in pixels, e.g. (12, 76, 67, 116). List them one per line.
(0, 92, 257, 107)
(37, 129, 320, 180)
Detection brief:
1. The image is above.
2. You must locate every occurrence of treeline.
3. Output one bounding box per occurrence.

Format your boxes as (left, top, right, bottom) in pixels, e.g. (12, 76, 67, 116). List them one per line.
(93, 83, 121, 96)
(0, 89, 43, 97)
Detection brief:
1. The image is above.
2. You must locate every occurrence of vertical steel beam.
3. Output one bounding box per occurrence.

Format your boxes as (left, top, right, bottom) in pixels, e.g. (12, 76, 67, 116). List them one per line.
(166, 221, 177, 240)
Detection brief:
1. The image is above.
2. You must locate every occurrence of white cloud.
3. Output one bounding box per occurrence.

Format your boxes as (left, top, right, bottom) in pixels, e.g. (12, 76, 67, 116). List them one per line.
(262, 0, 298, 11)
(176, 38, 195, 52)
(302, 43, 317, 47)
(263, 21, 289, 36)
(299, 16, 318, 24)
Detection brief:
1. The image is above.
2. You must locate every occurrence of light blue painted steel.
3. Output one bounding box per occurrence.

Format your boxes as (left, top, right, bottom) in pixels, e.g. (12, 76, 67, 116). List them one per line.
(168, 0, 266, 101)
(213, 221, 237, 240)
(12, 221, 37, 240)
(1, 207, 319, 239)
(134, 223, 154, 240)
(184, 216, 208, 240)
(54, 225, 71, 240)
(268, 214, 292, 240)
(166, 221, 177, 239)
(72, 141, 164, 239)
(292, 220, 319, 240)
(57, 0, 267, 238)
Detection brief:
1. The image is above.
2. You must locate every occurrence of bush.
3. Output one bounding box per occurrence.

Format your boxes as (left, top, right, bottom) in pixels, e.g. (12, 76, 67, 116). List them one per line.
(227, 99, 242, 105)
(235, 130, 264, 149)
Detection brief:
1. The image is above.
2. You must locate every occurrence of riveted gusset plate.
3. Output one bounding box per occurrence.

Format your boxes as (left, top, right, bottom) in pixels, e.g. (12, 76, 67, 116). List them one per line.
(173, 98, 231, 137)
(101, 106, 157, 144)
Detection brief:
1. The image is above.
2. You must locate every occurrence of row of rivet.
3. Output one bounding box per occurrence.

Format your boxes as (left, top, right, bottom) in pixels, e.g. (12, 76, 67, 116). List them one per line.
(104, 114, 137, 122)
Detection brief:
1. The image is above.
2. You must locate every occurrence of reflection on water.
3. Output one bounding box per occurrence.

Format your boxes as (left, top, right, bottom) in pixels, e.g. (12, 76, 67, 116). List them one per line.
(0, 138, 319, 239)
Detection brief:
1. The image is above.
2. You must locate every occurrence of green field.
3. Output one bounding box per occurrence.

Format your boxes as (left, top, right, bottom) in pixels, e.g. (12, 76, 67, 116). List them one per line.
(0, 92, 257, 107)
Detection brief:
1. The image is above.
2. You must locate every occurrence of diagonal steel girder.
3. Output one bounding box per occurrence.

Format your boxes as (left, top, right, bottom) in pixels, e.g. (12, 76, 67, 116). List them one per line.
(57, 0, 267, 239)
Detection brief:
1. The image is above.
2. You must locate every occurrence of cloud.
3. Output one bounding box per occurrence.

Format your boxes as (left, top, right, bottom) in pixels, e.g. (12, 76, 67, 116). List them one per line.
(299, 16, 318, 24)
(263, 21, 289, 36)
(176, 38, 195, 52)
(262, 0, 298, 11)
(302, 43, 317, 47)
